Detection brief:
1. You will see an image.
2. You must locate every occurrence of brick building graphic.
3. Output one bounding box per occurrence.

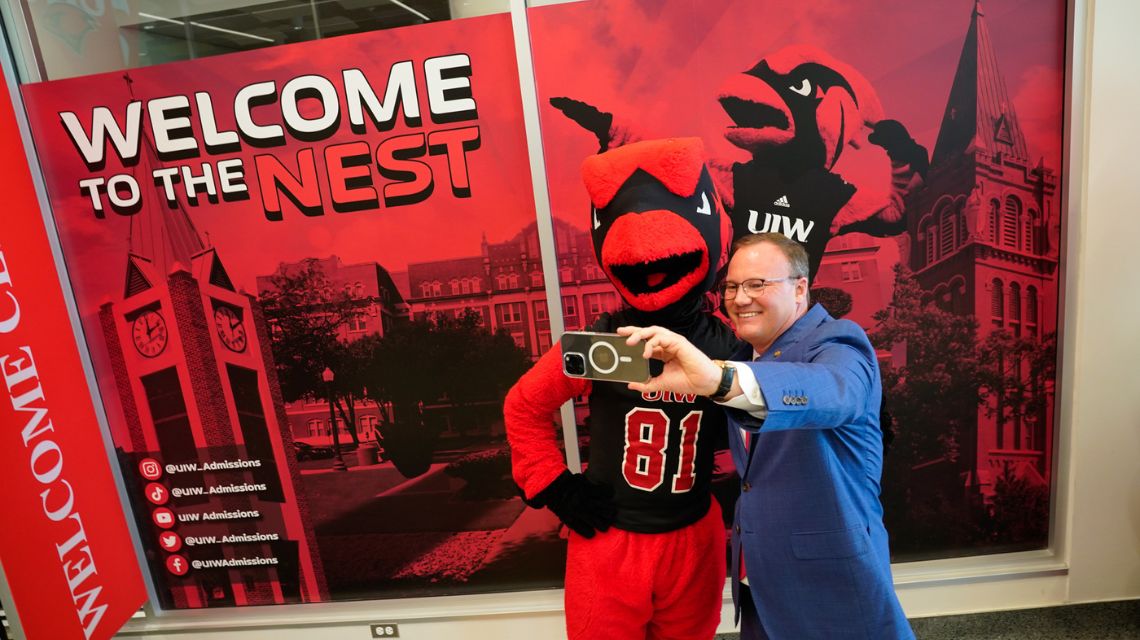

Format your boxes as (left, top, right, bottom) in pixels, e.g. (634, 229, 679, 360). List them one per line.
(903, 2, 1059, 497)
(262, 218, 618, 445)
(813, 233, 894, 330)
(99, 174, 327, 607)
(255, 256, 407, 445)
(405, 218, 618, 356)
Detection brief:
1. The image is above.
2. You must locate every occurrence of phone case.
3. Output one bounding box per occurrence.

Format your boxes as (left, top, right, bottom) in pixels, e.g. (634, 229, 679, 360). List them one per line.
(559, 331, 650, 383)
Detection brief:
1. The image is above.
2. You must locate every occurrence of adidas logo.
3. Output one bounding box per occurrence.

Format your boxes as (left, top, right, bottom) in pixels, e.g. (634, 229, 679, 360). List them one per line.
(773, 195, 790, 208)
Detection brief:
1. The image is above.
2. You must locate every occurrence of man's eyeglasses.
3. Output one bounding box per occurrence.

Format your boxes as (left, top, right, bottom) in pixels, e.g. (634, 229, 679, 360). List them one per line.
(719, 278, 796, 298)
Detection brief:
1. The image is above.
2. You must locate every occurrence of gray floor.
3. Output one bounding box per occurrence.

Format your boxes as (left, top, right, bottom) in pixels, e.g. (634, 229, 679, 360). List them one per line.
(714, 600, 1140, 639)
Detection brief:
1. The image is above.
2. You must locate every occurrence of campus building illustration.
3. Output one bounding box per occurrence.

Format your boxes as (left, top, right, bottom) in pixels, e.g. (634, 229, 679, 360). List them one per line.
(902, 2, 1059, 496)
(259, 218, 618, 444)
(98, 176, 327, 607)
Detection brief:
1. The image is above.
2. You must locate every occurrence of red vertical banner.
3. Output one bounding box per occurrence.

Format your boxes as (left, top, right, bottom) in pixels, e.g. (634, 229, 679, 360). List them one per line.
(0, 81, 146, 638)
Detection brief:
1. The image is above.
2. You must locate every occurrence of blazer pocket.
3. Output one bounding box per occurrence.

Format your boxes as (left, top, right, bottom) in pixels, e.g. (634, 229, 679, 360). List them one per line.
(790, 525, 870, 560)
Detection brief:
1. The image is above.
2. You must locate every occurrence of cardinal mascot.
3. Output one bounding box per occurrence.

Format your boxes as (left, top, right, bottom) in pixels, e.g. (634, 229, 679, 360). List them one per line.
(552, 44, 929, 281)
(504, 138, 740, 640)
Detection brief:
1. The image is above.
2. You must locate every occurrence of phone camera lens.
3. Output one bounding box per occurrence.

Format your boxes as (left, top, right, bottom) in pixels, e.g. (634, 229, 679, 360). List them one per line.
(564, 353, 586, 376)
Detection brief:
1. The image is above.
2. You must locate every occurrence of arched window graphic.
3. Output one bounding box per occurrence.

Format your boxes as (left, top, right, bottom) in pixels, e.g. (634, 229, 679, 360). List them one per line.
(420, 281, 432, 298)
(495, 273, 509, 289)
(470, 278, 481, 293)
(1009, 282, 1022, 336)
(450, 279, 460, 295)
(431, 281, 442, 296)
(949, 276, 967, 315)
(507, 273, 520, 289)
(922, 216, 937, 266)
(988, 199, 1001, 244)
(932, 284, 951, 312)
(1025, 209, 1038, 254)
(1002, 196, 1022, 248)
(530, 271, 543, 287)
(991, 278, 1004, 328)
(1026, 286, 1039, 336)
(460, 278, 472, 294)
(940, 206, 956, 256)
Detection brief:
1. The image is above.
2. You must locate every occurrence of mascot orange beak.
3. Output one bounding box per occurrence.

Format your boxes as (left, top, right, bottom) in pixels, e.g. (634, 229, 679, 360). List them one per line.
(719, 45, 884, 170)
(599, 209, 711, 312)
(719, 73, 796, 152)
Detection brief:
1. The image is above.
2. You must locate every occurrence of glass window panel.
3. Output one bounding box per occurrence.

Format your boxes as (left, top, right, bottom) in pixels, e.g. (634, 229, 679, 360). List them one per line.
(10, 0, 511, 81)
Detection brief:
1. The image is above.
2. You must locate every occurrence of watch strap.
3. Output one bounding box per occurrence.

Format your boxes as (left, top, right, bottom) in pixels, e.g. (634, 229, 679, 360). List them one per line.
(709, 360, 735, 401)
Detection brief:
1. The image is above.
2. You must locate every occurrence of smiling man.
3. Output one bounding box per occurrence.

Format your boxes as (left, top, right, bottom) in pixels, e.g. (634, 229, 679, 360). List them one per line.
(620, 232, 914, 640)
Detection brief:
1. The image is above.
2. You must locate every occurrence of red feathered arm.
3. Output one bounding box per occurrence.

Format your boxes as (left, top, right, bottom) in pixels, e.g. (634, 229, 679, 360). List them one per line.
(505, 345, 590, 500)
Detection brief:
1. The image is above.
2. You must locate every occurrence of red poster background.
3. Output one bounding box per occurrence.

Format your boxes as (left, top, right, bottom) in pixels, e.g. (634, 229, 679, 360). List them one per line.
(20, 14, 552, 607)
(529, 0, 1067, 561)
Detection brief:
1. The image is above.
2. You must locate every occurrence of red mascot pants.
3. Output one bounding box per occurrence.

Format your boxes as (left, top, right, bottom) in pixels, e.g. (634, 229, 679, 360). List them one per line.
(564, 499, 726, 640)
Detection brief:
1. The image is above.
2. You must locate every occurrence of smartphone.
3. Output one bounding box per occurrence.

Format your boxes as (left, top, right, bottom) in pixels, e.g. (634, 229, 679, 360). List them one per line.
(560, 331, 651, 383)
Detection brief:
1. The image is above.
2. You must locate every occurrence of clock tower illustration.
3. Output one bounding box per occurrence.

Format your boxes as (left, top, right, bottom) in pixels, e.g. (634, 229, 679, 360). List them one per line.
(98, 86, 328, 607)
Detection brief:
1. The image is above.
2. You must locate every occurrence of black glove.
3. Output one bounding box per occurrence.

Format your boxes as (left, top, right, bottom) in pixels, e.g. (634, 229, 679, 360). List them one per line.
(525, 470, 617, 538)
(550, 97, 615, 153)
(868, 119, 929, 179)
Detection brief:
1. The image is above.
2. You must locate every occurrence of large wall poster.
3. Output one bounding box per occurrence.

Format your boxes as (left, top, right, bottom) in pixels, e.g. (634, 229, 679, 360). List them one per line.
(530, 0, 1066, 561)
(21, 12, 570, 608)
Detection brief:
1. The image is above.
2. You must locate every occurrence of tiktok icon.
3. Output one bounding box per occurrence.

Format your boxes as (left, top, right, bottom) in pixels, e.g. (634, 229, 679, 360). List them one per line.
(145, 482, 169, 505)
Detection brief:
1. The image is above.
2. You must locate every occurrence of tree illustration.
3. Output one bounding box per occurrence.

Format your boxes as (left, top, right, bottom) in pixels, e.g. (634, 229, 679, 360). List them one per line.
(869, 264, 985, 556)
(257, 259, 361, 446)
(986, 463, 1049, 546)
(811, 286, 853, 319)
(365, 310, 530, 478)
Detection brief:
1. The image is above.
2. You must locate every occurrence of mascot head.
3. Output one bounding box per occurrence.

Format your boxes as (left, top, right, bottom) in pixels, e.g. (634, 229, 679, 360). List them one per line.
(718, 44, 884, 172)
(580, 138, 731, 313)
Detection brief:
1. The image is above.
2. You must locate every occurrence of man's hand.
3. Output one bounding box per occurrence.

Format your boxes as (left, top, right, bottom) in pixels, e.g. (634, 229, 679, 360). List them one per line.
(617, 325, 722, 396)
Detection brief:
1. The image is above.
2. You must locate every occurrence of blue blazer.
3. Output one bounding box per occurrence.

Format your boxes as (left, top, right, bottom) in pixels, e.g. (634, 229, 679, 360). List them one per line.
(726, 304, 912, 639)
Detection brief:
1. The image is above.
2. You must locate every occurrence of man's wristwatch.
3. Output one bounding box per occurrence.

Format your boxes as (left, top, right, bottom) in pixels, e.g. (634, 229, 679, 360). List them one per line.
(709, 360, 736, 401)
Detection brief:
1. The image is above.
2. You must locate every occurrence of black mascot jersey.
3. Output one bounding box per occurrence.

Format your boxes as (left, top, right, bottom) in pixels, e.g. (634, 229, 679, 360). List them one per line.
(731, 163, 854, 280)
(585, 307, 739, 533)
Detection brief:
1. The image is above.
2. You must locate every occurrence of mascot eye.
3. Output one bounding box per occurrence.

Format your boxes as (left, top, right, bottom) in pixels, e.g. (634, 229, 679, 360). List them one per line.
(592, 207, 601, 230)
(696, 191, 711, 216)
(789, 78, 813, 96)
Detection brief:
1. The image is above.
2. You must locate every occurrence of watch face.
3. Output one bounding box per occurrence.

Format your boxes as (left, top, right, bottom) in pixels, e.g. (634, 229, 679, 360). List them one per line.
(131, 310, 168, 358)
(214, 305, 247, 353)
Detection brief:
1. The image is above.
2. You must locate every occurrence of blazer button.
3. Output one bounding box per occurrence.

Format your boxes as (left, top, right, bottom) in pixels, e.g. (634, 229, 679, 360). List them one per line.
(734, 525, 741, 534)
(742, 482, 751, 492)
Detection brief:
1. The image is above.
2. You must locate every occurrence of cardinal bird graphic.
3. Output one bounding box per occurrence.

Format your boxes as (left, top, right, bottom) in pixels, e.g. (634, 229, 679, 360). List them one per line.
(552, 44, 929, 281)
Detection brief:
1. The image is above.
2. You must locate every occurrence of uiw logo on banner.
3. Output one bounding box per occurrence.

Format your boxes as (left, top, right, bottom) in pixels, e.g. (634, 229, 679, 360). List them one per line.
(0, 82, 146, 638)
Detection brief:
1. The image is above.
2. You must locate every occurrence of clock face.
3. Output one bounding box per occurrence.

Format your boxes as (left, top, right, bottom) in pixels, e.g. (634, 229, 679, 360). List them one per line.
(214, 305, 247, 353)
(131, 310, 168, 358)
